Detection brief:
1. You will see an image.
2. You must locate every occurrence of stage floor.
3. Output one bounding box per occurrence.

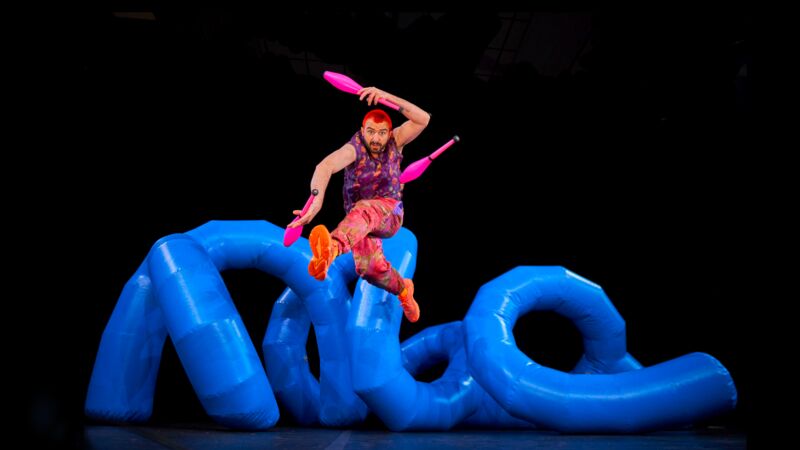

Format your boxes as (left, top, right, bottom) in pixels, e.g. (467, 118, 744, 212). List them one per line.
(79, 424, 746, 449)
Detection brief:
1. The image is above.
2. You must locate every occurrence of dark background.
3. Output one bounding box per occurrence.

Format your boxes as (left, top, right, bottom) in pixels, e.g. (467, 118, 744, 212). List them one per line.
(23, 8, 751, 446)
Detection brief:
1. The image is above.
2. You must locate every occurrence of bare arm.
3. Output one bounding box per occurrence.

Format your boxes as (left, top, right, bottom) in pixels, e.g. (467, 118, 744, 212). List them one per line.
(358, 87, 430, 150)
(287, 143, 356, 228)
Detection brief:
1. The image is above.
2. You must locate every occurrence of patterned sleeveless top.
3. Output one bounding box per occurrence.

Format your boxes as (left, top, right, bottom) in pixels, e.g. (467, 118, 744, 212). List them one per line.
(342, 130, 403, 213)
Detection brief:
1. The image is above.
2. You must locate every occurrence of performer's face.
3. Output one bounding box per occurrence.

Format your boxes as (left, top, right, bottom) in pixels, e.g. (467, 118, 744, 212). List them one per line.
(362, 119, 392, 154)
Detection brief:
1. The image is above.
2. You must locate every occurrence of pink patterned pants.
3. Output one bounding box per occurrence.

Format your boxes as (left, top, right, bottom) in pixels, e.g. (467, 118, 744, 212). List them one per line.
(331, 198, 405, 295)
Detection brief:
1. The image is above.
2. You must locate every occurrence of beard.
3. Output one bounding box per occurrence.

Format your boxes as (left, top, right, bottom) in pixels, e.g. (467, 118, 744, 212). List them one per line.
(369, 142, 385, 153)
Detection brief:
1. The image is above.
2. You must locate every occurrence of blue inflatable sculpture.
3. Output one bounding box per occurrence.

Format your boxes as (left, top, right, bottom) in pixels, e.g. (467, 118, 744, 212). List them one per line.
(86, 220, 736, 432)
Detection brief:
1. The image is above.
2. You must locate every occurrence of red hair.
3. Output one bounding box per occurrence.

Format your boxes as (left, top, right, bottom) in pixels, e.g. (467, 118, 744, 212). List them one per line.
(362, 109, 392, 129)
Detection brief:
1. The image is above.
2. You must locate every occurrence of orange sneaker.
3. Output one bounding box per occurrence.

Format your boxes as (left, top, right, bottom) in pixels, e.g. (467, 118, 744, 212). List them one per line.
(308, 225, 334, 280)
(398, 278, 420, 322)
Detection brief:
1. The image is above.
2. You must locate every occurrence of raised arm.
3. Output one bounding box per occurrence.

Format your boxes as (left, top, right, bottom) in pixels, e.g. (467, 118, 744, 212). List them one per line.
(287, 143, 356, 228)
(358, 87, 431, 150)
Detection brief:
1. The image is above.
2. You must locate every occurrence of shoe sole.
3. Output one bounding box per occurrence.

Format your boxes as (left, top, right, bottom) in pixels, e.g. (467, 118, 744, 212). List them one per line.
(309, 225, 332, 280)
(400, 279, 419, 322)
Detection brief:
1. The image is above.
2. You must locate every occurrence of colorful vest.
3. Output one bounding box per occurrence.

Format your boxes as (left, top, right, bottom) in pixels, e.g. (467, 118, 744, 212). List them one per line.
(342, 131, 403, 213)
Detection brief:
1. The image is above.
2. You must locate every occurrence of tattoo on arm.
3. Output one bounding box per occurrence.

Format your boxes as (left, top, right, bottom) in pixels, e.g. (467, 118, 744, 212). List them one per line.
(398, 106, 405, 113)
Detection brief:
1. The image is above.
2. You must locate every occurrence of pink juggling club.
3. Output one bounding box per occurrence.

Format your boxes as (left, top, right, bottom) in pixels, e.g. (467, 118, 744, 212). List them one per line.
(323, 71, 400, 111)
(399, 135, 460, 184)
(283, 189, 318, 247)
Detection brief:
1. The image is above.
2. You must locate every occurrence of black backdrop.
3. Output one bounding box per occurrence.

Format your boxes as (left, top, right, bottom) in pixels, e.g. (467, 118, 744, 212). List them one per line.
(24, 8, 751, 443)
